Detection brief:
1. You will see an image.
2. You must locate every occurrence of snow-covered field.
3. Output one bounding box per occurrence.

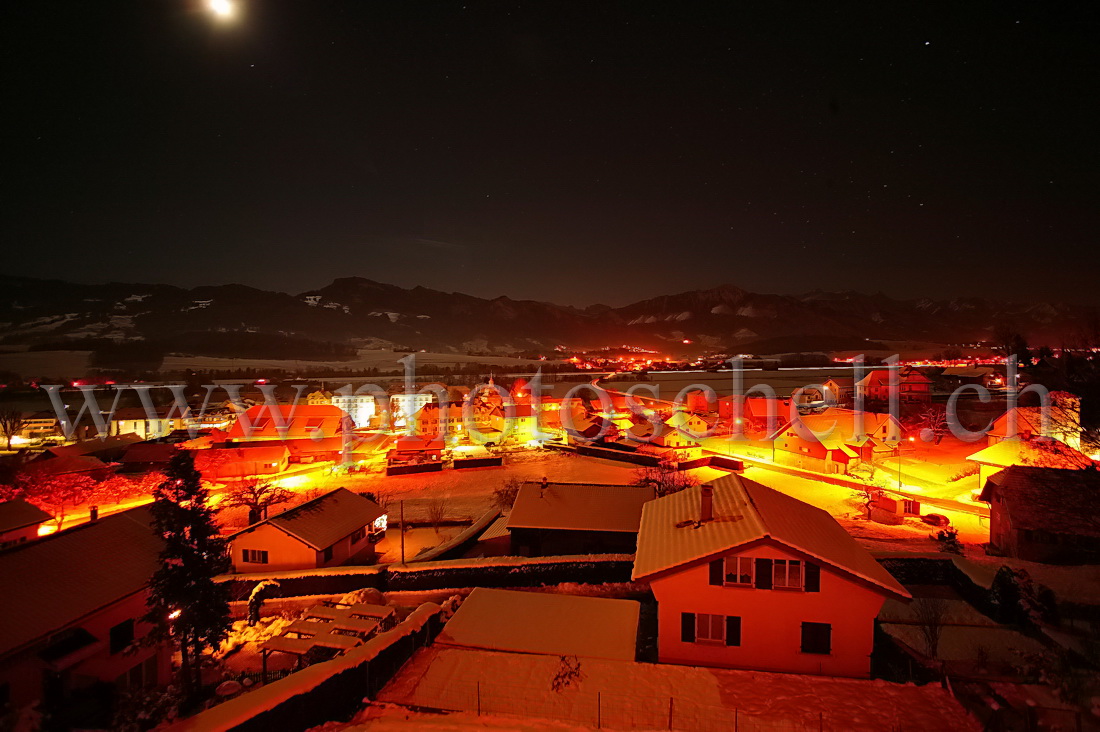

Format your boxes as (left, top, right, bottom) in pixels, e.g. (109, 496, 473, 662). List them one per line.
(0, 349, 92, 378)
(159, 349, 558, 376)
(0, 348, 555, 379)
(377, 647, 981, 731)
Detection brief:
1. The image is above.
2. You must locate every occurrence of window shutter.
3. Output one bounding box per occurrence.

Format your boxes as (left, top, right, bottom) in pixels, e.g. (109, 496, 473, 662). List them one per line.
(725, 616, 741, 646)
(709, 559, 723, 586)
(754, 558, 773, 589)
(681, 613, 696, 643)
(805, 562, 821, 592)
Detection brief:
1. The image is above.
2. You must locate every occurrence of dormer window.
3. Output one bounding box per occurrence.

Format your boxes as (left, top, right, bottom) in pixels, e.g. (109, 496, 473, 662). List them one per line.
(773, 559, 803, 589)
(723, 557, 754, 586)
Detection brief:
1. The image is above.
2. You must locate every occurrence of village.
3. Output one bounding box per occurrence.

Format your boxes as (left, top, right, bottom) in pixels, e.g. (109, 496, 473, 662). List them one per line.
(0, 355, 1097, 731)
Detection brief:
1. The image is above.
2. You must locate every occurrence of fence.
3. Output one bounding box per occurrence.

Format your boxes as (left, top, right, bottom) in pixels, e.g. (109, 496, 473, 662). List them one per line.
(379, 675, 912, 732)
(218, 554, 634, 600)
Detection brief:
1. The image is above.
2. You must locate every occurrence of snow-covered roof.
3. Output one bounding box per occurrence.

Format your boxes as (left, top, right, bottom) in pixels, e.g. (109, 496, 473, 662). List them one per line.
(979, 466, 1100, 539)
(631, 475, 909, 599)
(21, 454, 111, 477)
(46, 432, 142, 458)
(966, 438, 1092, 470)
(477, 515, 510, 542)
(0, 498, 52, 534)
(437, 588, 639, 661)
(232, 488, 385, 551)
(506, 482, 655, 533)
(120, 442, 178, 464)
(0, 506, 162, 659)
(777, 408, 901, 443)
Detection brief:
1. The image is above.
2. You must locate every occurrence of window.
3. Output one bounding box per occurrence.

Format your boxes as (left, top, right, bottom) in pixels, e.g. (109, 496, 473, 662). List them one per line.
(696, 613, 725, 643)
(242, 549, 269, 564)
(109, 619, 135, 655)
(773, 559, 803, 590)
(322, 546, 334, 562)
(723, 557, 754, 586)
(350, 527, 366, 544)
(801, 622, 831, 655)
(680, 613, 741, 646)
(115, 656, 158, 691)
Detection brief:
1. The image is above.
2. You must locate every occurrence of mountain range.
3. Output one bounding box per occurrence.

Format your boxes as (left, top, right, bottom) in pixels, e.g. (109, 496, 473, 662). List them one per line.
(0, 275, 1089, 357)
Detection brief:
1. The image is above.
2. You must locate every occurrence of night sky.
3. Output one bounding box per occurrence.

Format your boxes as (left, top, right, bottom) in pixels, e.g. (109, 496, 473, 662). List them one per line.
(4, 1, 1098, 307)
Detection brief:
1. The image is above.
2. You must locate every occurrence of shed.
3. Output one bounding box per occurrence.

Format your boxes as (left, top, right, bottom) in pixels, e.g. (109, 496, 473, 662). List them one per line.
(437, 588, 639, 661)
(506, 481, 655, 556)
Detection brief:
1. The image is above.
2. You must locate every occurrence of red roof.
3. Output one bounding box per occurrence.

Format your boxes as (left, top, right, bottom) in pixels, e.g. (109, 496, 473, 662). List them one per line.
(226, 404, 345, 441)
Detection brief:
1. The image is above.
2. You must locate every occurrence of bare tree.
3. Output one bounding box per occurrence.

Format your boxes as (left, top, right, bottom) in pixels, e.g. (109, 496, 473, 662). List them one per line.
(916, 405, 949, 445)
(632, 452, 699, 497)
(856, 484, 882, 520)
(0, 410, 28, 451)
(492, 476, 522, 512)
(426, 497, 449, 533)
(912, 598, 949, 661)
(220, 479, 294, 521)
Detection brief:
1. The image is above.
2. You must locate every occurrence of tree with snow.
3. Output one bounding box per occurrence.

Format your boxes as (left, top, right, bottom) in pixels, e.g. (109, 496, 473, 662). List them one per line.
(247, 579, 280, 626)
(19, 472, 96, 530)
(143, 451, 231, 710)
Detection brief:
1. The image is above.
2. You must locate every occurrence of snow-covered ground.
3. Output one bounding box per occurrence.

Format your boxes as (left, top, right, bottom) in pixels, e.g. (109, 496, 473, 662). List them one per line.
(159, 350, 557, 376)
(377, 646, 981, 731)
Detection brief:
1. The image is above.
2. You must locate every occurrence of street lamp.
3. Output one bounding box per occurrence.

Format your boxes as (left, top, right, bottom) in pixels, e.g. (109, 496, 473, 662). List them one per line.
(898, 436, 915, 490)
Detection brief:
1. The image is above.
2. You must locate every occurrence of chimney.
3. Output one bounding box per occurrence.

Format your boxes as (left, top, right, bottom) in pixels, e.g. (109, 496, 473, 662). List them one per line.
(699, 486, 713, 523)
(89, 505, 99, 523)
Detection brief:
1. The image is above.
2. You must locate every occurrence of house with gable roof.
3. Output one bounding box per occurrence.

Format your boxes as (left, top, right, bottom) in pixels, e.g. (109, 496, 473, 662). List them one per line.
(226, 404, 346, 442)
(979, 466, 1100, 563)
(632, 475, 910, 677)
(771, 408, 901, 475)
(855, 369, 932, 404)
(0, 507, 169, 727)
(227, 488, 386, 572)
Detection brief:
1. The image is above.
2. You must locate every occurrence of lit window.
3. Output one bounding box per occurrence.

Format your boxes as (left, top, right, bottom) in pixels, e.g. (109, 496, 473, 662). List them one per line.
(723, 557, 754, 586)
(773, 560, 803, 589)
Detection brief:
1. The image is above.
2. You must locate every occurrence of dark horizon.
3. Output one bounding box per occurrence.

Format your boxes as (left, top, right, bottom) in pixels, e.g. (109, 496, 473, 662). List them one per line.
(4, 1, 1098, 307)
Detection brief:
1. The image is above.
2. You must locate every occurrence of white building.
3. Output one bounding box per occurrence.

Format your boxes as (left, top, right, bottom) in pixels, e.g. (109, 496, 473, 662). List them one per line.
(389, 393, 434, 429)
(331, 393, 377, 428)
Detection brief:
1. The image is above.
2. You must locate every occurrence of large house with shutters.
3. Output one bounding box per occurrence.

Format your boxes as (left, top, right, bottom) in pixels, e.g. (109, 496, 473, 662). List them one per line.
(632, 475, 910, 677)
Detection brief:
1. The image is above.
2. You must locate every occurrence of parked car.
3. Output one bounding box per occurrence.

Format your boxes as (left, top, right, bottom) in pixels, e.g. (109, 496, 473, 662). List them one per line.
(921, 513, 950, 527)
